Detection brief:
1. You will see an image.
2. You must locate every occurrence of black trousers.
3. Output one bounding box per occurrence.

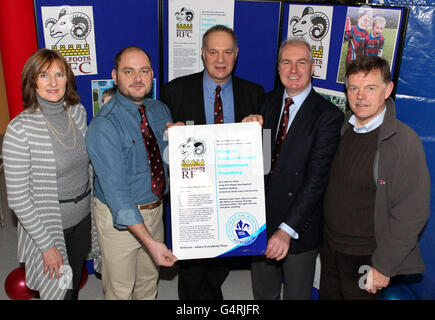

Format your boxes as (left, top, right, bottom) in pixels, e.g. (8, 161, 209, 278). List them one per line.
(63, 213, 91, 300)
(177, 259, 229, 300)
(319, 242, 381, 300)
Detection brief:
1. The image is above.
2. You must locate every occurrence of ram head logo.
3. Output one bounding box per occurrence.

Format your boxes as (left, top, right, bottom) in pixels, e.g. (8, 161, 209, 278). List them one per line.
(175, 7, 194, 23)
(179, 137, 206, 162)
(45, 7, 92, 45)
(290, 7, 330, 44)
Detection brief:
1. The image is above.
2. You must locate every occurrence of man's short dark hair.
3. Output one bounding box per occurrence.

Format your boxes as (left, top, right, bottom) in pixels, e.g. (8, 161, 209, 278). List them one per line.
(345, 55, 391, 87)
(114, 46, 152, 70)
(202, 25, 238, 49)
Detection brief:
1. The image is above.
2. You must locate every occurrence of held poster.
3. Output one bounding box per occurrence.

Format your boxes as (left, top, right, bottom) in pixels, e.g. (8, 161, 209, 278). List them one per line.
(168, 122, 267, 260)
(168, 0, 234, 81)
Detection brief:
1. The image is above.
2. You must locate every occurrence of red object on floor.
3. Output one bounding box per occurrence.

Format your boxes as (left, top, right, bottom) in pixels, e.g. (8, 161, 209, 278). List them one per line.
(4, 266, 37, 300)
(79, 264, 88, 290)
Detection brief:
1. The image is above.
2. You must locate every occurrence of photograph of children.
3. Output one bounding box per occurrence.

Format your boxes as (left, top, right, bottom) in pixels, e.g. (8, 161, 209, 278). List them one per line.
(314, 87, 348, 114)
(337, 6, 402, 83)
(91, 78, 157, 116)
(91, 79, 115, 116)
(101, 87, 116, 105)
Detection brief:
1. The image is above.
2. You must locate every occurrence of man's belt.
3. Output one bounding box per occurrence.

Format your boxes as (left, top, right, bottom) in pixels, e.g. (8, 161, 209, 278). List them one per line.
(137, 199, 162, 211)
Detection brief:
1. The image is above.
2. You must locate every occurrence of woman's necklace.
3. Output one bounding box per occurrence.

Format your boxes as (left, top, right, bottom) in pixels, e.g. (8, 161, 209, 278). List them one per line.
(44, 110, 77, 150)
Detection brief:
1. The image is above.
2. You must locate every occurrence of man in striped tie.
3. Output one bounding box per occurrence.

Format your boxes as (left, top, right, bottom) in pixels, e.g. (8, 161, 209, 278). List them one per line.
(244, 38, 344, 299)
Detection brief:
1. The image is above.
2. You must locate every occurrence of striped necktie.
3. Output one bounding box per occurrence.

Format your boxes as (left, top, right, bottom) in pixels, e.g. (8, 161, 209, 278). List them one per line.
(271, 98, 293, 170)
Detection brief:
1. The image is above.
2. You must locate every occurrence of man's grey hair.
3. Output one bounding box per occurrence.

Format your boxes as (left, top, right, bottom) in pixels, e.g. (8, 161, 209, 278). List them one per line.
(278, 38, 314, 64)
(202, 24, 238, 50)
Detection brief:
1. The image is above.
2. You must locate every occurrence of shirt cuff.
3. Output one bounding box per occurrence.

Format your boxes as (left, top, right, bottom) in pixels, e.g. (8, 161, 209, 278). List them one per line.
(279, 222, 299, 239)
(113, 208, 144, 230)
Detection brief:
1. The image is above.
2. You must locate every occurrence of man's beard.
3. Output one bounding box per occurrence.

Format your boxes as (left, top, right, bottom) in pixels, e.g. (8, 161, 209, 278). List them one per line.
(118, 84, 150, 103)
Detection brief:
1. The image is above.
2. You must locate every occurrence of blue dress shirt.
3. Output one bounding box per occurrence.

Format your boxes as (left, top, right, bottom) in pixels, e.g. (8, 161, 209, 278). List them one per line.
(86, 90, 172, 229)
(203, 72, 235, 124)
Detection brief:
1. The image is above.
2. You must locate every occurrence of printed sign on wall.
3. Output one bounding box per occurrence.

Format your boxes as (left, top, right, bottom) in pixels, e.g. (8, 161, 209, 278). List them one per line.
(168, 0, 234, 81)
(287, 5, 333, 80)
(41, 5, 98, 76)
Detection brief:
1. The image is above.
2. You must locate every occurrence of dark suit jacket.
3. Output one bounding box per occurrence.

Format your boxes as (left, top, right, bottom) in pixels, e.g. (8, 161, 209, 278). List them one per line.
(160, 71, 265, 124)
(262, 87, 344, 254)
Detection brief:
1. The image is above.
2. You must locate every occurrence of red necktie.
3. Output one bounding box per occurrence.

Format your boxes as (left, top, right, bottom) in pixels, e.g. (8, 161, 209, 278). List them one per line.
(271, 98, 293, 170)
(138, 105, 166, 198)
(214, 85, 223, 124)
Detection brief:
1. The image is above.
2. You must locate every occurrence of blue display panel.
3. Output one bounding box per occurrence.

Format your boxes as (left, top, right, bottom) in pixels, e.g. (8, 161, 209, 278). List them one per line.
(34, 0, 160, 122)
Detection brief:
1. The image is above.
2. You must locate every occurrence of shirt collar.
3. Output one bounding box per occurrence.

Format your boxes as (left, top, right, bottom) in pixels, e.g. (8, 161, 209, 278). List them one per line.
(115, 89, 147, 116)
(349, 106, 387, 133)
(356, 25, 366, 33)
(203, 70, 232, 95)
(283, 84, 312, 109)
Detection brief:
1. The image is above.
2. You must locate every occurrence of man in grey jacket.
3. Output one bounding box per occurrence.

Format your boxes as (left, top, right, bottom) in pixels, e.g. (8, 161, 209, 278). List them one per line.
(320, 55, 430, 299)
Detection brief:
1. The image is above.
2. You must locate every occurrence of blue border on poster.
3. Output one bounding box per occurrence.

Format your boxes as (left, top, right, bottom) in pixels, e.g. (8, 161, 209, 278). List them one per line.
(218, 226, 267, 258)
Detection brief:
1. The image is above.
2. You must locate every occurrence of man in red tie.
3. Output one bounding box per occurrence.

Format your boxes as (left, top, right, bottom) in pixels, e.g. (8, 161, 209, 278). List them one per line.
(244, 39, 344, 299)
(161, 25, 264, 300)
(86, 46, 177, 300)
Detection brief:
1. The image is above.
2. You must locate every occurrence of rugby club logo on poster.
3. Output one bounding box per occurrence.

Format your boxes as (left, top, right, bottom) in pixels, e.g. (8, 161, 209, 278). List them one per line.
(288, 5, 333, 80)
(175, 7, 195, 38)
(41, 5, 98, 76)
(179, 137, 207, 179)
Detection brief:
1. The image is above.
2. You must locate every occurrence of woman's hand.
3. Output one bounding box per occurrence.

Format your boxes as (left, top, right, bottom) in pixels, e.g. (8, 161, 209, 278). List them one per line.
(41, 246, 64, 279)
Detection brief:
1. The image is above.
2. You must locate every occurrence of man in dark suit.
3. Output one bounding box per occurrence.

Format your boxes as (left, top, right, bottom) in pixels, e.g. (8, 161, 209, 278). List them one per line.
(160, 25, 264, 300)
(246, 38, 344, 299)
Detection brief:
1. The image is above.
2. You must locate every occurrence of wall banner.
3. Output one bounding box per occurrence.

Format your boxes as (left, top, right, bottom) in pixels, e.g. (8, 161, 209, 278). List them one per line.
(41, 5, 98, 76)
(168, 0, 234, 81)
(287, 5, 334, 80)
